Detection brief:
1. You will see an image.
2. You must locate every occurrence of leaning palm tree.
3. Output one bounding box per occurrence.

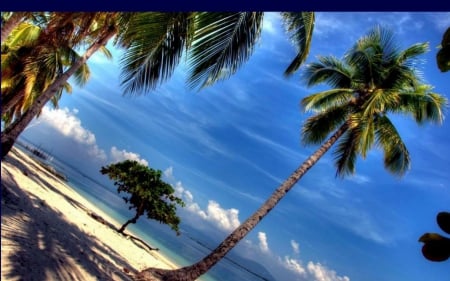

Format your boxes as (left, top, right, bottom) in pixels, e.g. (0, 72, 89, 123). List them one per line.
(1, 20, 93, 126)
(1, 12, 314, 158)
(1, 12, 118, 157)
(136, 25, 447, 281)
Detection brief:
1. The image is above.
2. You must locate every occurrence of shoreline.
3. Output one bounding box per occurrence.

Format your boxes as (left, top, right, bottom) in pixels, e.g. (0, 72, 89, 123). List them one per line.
(1, 147, 178, 280)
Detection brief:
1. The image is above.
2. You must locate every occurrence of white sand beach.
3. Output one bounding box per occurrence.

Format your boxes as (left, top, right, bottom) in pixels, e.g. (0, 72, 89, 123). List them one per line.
(1, 147, 178, 281)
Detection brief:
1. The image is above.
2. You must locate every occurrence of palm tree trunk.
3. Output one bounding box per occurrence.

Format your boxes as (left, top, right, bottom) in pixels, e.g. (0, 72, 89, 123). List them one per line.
(1, 12, 28, 44)
(136, 124, 349, 281)
(0, 26, 116, 159)
(1, 90, 25, 115)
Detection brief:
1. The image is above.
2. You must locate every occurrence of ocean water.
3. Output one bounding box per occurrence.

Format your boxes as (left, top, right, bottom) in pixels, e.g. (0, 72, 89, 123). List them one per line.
(17, 143, 274, 281)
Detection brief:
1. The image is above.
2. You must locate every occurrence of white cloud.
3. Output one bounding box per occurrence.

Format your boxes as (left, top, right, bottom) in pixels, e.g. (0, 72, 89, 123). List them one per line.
(258, 232, 270, 253)
(205, 200, 240, 232)
(110, 146, 148, 166)
(291, 239, 300, 254)
(262, 12, 281, 36)
(348, 174, 371, 184)
(39, 107, 106, 161)
(174, 181, 240, 232)
(282, 256, 306, 276)
(164, 166, 174, 180)
(307, 262, 350, 281)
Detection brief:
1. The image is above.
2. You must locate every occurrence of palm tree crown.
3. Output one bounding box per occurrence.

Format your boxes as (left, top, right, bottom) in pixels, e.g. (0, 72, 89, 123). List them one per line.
(301, 25, 447, 177)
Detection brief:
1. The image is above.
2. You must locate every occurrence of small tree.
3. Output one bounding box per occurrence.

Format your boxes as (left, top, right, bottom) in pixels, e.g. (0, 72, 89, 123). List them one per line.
(100, 160, 185, 234)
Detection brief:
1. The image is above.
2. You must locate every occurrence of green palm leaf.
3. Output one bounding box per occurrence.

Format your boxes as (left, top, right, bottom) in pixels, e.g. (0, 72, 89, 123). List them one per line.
(281, 12, 315, 76)
(4, 22, 41, 48)
(301, 88, 354, 112)
(302, 105, 349, 145)
(375, 115, 410, 175)
(333, 124, 359, 177)
(302, 55, 353, 88)
(393, 85, 448, 124)
(187, 12, 264, 90)
(120, 12, 191, 95)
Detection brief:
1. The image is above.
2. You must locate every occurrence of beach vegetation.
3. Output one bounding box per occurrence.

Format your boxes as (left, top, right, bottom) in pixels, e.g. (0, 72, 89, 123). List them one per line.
(100, 160, 185, 234)
(136, 25, 448, 281)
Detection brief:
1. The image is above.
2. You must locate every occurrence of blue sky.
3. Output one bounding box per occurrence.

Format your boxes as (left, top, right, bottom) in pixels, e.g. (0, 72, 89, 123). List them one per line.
(20, 12, 450, 281)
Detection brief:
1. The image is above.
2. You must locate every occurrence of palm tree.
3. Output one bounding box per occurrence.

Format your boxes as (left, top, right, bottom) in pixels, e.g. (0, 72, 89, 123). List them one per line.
(1, 19, 93, 126)
(1, 12, 314, 159)
(1, 12, 117, 155)
(135, 25, 447, 281)
(1, 12, 32, 44)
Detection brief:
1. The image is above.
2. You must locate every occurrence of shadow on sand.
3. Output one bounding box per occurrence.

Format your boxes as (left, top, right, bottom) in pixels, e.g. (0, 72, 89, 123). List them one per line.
(1, 149, 142, 281)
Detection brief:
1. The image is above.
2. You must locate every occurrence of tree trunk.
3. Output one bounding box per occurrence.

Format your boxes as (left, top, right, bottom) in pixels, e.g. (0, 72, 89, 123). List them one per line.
(0, 26, 116, 159)
(136, 124, 349, 281)
(118, 215, 139, 234)
(2, 90, 25, 115)
(1, 12, 27, 44)
(118, 202, 145, 234)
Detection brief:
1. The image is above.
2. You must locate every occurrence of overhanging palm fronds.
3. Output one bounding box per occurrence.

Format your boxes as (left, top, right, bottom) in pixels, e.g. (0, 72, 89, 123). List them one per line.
(119, 12, 192, 95)
(281, 12, 315, 76)
(187, 12, 264, 90)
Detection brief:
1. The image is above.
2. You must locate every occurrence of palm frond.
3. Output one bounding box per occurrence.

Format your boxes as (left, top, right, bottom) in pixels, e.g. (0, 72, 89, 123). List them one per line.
(4, 22, 41, 48)
(301, 88, 354, 112)
(187, 12, 264, 90)
(302, 55, 353, 88)
(281, 12, 315, 76)
(397, 42, 429, 64)
(375, 115, 410, 176)
(98, 45, 113, 60)
(301, 105, 349, 145)
(73, 62, 91, 86)
(333, 126, 359, 177)
(22, 63, 38, 110)
(392, 85, 448, 124)
(360, 88, 400, 118)
(380, 43, 428, 90)
(120, 12, 190, 95)
(357, 115, 375, 158)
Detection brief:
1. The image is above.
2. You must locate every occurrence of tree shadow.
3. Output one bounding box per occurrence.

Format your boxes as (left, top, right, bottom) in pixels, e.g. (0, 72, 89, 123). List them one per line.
(1, 159, 138, 280)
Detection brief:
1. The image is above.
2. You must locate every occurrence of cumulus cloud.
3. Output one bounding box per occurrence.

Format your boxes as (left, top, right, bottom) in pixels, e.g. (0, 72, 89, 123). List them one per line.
(174, 181, 240, 232)
(204, 201, 240, 232)
(164, 166, 174, 180)
(110, 146, 148, 166)
(291, 240, 300, 254)
(307, 262, 350, 281)
(282, 256, 306, 276)
(258, 232, 270, 253)
(38, 107, 106, 161)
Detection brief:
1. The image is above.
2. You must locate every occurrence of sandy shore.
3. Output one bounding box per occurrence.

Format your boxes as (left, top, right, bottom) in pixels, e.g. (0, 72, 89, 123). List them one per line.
(1, 147, 178, 281)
